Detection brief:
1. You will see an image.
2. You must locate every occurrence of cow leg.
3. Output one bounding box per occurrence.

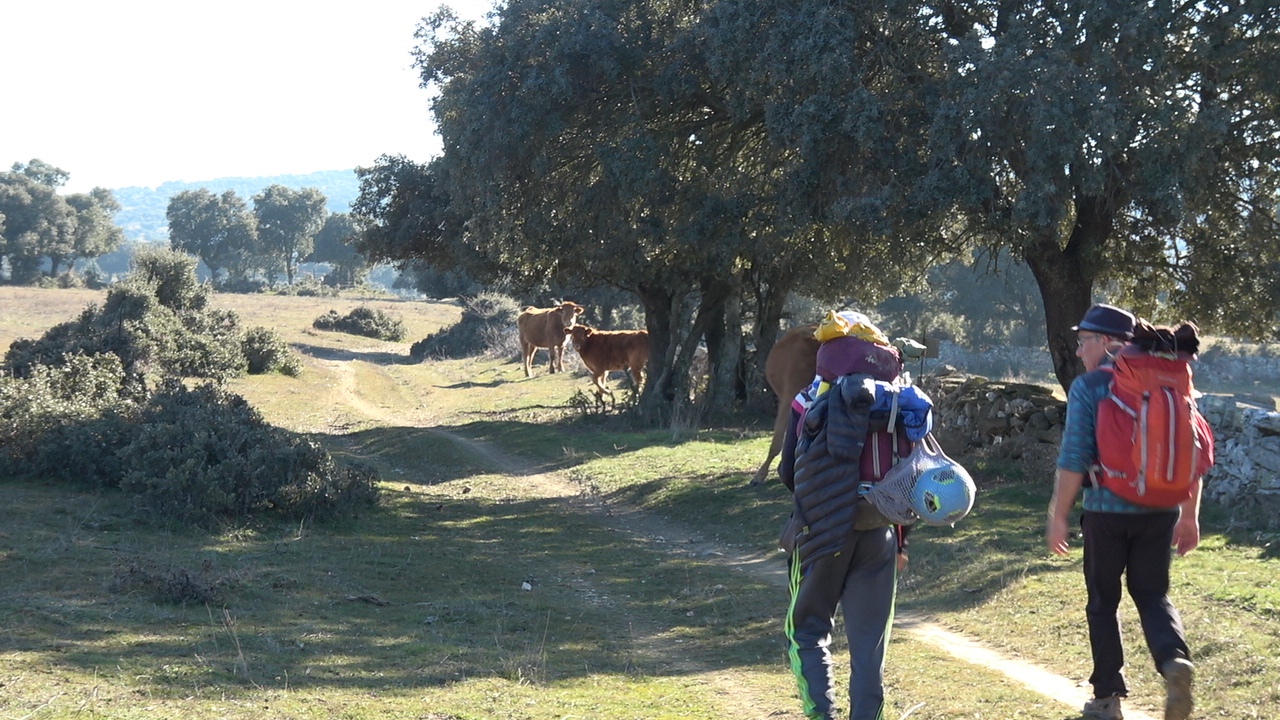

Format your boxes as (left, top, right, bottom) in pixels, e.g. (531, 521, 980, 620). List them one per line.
(593, 374, 614, 406)
(521, 341, 536, 377)
(550, 344, 562, 374)
(750, 398, 792, 485)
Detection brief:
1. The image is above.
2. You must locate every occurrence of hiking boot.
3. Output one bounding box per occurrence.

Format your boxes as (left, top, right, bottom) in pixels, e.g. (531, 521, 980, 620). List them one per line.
(1162, 657, 1194, 720)
(1082, 695, 1123, 720)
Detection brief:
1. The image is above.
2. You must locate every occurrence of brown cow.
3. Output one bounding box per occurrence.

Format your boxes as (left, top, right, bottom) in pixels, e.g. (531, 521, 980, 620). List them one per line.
(750, 323, 820, 485)
(565, 324, 649, 401)
(517, 301, 585, 377)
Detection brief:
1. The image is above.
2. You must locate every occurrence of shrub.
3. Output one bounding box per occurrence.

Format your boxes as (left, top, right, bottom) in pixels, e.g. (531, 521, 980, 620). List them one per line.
(276, 277, 340, 297)
(312, 305, 407, 341)
(242, 326, 303, 376)
(410, 293, 522, 360)
(0, 353, 136, 484)
(3, 258, 244, 383)
(116, 381, 379, 526)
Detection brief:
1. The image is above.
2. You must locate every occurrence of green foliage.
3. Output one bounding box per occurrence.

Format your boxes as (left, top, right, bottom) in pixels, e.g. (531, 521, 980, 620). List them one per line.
(112, 169, 360, 244)
(273, 275, 341, 297)
(117, 381, 378, 526)
(252, 184, 327, 285)
(0, 168, 76, 283)
(0, 364, 372, 526)
(241, 326, 303, 376)
(312, 305, 407, 342)
(165, 188, 260, 284)
(876, 251, 1046, 349)
(0, 353, 135, 484)
(3, 248, 246, 383)
(410, 292, 521, 360)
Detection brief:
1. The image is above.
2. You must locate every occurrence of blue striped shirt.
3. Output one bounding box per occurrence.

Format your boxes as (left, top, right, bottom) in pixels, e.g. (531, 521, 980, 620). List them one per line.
(1056, 367, 1172, 515)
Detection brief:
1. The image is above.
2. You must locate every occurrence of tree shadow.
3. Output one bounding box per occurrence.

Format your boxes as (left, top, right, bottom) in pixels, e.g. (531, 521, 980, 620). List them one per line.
(293, 342, 411, 367)
(3, 485, 787, 696)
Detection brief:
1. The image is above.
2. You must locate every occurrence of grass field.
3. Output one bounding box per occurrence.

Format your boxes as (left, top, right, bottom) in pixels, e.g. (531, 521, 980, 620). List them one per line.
(1, 287, 1278, 720)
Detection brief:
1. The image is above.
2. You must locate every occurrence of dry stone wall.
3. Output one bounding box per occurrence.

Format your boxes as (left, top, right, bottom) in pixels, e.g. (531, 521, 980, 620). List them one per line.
(916, 366, 1066, 452)
(1196, 396, 1280, 508)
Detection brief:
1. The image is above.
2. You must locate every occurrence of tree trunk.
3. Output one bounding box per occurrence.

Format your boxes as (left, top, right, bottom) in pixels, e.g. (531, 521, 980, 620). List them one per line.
(636, 281, 677, 422)
(752, 271, 793, 379)
(703, 273, 743, 417)
(1022, 194, 1117, 390)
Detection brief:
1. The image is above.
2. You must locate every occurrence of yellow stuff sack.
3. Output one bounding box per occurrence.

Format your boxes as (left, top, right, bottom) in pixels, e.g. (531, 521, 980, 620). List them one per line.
(814, 310, 891, 346)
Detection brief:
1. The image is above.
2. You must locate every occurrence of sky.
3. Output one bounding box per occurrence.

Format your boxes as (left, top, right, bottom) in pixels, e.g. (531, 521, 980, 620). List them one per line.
(1, 0, 494, 194)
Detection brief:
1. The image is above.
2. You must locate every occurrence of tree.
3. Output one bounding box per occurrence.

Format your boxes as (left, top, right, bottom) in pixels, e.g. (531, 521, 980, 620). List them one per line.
(308, 212, 369, 287)
(412, 0, 950, 419)
(10, 159, 70, 189)
(252, 185, 327, 285)
(61, 188, 126, 276)
(166, 189, 259, 284)
(929, 1, 1280, 386)
(0, 170, 75, 283)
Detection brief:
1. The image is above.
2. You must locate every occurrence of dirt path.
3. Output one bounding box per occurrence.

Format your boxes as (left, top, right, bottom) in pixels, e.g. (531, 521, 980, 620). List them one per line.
(325, 357, 1161, 720)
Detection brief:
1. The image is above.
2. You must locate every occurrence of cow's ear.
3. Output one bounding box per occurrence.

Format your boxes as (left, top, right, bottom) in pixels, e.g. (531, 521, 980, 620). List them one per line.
(574, 306, 584, 316)
(564, 327, 573, 335)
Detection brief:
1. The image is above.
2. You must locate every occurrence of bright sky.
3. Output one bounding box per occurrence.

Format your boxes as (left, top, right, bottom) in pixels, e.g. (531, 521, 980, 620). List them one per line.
(1, 0, 494, 194)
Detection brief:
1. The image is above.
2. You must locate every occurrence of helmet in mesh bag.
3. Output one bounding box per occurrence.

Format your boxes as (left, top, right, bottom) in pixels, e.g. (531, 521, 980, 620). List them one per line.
(864, 463, 922, 526)
(911, 463, 976, 526)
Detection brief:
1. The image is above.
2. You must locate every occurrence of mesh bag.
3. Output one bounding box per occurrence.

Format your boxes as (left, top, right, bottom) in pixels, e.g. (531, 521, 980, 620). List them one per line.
(864, 434, 950, 525)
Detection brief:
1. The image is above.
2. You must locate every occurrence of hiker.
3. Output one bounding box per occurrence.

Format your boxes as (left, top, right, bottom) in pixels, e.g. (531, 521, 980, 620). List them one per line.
(777, 312, 934, 720)
(1046, 304, 1205, 720)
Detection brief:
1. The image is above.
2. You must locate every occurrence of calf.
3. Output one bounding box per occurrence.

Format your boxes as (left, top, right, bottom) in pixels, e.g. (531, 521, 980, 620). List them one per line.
(750, 324, 820, 485)
(565, 324, 649, 401)
(517, 301, 585, 377)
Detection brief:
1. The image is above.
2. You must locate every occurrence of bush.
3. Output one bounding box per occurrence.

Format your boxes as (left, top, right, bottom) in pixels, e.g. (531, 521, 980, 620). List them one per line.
(3, 255, 245, 383)
(410, 293, 522, 360)
(242, 326, 303, 376)
(276, 277, 340, 297)
(0, 353, 136, 485)
(116, 381, 379, 526)
(312, 305, 407, 341)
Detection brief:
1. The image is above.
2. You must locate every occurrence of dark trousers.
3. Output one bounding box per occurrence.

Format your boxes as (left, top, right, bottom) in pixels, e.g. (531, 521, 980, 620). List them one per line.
(787, 526, 897, 720)
(1081, 510, 1191, 699)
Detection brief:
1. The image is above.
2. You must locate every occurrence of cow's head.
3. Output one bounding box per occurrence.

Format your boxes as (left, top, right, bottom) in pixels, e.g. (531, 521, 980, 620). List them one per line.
(565, 324, 593, 350)
(554, 301, 585, 329)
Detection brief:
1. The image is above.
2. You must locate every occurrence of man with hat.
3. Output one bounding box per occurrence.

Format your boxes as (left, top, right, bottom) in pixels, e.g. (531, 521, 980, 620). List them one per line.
(1047, 303, 1198, 720)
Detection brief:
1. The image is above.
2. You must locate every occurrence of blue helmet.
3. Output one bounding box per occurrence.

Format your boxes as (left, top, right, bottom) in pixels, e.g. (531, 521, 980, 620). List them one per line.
(911, 463, 976, 526)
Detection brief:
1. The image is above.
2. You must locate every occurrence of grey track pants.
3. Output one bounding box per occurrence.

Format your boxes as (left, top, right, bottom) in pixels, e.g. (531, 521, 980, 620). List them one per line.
(786, 525, 898, 720)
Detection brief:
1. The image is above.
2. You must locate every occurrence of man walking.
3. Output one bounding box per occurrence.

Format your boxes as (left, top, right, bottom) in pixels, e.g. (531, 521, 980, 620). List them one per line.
(1047, 303, 1201, 720)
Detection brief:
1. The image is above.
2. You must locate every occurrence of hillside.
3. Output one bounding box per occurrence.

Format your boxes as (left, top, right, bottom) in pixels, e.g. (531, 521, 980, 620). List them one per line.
(110, 168, 362, 243)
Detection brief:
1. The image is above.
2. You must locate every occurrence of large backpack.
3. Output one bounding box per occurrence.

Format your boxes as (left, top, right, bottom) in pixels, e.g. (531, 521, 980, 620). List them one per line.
(1094, 346, 1215, 507)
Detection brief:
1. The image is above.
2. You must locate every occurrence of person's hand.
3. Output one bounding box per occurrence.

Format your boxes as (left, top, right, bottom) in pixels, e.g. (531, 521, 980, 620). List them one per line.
(1047, 516, 1071, 555)
(897, 551, 909, 573)
(1173, 514, 1200, 556)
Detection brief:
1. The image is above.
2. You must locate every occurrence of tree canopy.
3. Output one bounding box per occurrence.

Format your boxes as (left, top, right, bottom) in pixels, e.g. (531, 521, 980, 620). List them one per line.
(252, 184, 327, 285)
(166, 189, 260, 284)
(381, 0, 1280, 406)
(0, 160, 124, 283)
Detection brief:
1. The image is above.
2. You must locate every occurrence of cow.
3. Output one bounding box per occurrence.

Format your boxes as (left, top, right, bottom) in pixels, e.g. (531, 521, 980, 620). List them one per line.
(517, 301, 585, 377)
(750, 323, 820, 485)
(565, 324, 649, 402)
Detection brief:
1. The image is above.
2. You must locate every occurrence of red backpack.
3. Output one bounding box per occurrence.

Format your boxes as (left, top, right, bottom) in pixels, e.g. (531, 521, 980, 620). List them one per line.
(1094, 346, 1215, 507)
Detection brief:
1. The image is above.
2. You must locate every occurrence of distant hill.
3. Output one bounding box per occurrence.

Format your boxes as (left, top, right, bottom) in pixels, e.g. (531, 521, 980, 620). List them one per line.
(111, 169, 361, 243)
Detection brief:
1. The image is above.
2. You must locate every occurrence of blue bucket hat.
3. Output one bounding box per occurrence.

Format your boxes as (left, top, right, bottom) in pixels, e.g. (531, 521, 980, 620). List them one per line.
(1072, 304, 1135, 339)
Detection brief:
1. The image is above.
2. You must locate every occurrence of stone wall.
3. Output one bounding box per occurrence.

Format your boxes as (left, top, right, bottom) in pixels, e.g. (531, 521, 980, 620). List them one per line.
(917, 366, 1066, 451)
(1196, 396, 1280, 508)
